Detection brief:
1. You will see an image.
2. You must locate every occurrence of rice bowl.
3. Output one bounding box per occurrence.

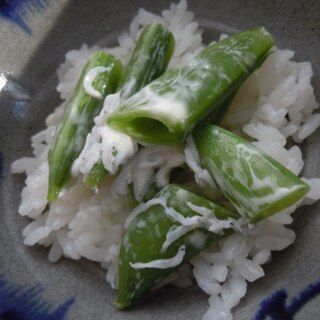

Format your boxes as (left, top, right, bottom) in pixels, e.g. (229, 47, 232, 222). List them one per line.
(2, 0, 320, 319)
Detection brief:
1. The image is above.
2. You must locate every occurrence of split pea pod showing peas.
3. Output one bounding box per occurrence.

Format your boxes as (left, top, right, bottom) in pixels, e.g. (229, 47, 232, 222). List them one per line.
(48, 51, 123, 201)
(115, 184, 239, 309)
(108, 27, 274, 145)
(85, 23, 175, 188)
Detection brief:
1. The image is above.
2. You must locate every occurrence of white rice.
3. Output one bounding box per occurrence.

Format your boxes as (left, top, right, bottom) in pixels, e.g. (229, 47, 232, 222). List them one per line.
(11, 0, 320, 319)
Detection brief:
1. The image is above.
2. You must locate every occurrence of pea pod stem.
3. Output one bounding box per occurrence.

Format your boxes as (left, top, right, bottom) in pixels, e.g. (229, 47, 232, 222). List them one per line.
(48, 51, 123, 201)
(108, 27, 274, 145)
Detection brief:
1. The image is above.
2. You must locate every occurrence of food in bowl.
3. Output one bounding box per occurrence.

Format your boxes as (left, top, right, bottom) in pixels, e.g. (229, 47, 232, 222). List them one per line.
(11, 1, 320, 319)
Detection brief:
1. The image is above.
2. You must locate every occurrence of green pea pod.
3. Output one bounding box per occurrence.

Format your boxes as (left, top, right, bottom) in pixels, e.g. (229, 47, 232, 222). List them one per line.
(193, 125, 310, 223)
(85, 24, 175, 188)
(118, 23, 175, 99)
(115, 184, 239, 309)
(205, 90, 237, 125)
(48, 51, 123, 201)
(108, 27, 274, 145)
(85, 159, 106, 189)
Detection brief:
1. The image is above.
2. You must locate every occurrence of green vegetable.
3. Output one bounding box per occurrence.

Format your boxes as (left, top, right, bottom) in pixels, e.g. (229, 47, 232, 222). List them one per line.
(116, 144, 309, 308)
(205, 90, 237, 125)
(108, 27, 274, 145)
(115, 184, 239, 309)
(85, 23, 175, 188)
(118, 23, 175, 99)
(85, 159, 106, 188)
(193, 125, 310, 223)
(48, 51, 123, 201)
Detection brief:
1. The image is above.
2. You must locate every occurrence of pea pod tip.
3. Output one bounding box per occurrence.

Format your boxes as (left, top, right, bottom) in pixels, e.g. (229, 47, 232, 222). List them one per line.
(114, 299, 130, 310)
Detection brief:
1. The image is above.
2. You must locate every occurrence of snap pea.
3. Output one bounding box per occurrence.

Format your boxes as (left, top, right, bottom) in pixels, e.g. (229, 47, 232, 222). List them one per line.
(108, 27, 274, 145)
(48, 51, 123, 201)
(115, 184, 239, 309)
(85, 159, 106, 188)
(118, 23, 175, 99)
(193, 125, 310, 223)
(85, 23, 175, 188)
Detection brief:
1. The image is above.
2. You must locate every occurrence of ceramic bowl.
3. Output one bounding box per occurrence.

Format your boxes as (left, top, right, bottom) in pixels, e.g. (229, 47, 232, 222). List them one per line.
(0, 0, 319, 319)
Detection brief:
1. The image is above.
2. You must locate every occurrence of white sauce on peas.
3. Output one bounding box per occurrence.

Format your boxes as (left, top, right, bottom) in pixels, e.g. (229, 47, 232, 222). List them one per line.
(83, 66, 110, 99)
(209, 129, 305, 219)
(130, 245, 186, 270)
(125, 191, 240, 265)
(122, 55, 229, 125)
(127, 85, 188, 121)
(72, 93, 138, 177)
